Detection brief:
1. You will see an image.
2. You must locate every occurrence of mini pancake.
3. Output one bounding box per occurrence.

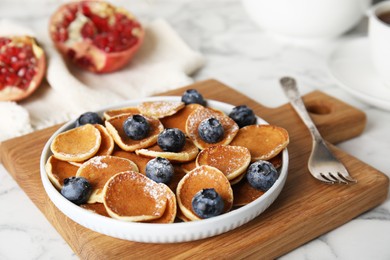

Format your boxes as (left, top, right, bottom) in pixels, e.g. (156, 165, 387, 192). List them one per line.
(112, 150, 151, 174)
(167, 165, 187, 193)
(135, 138, 199, 163)
(45, 155, 79, 190)
(105, 113, 164, 152)
(81, 203, 110, 217)
(144, 183, 177, 224)
(180, 160, 197, 173)
(268, 152, 283, 169)
(196, 145, 251, 180)
(138, 101, 185, 118)
(103, 171, 167, 222)
(232, 178, 265, 207)
(103, 106, 140, 120)
(176, 205, 191, 222)
(76, 155, 139, 203)
(51, 124, 101, 162)
(64, 124, 114, 166)
(93, 124, 114, 156)
(186, 106, 239, 150)
(160, 104, 203, 133)
(176, 165, 233, 221)
(229, 172, 246, 185)
(230, 124, 289, 161)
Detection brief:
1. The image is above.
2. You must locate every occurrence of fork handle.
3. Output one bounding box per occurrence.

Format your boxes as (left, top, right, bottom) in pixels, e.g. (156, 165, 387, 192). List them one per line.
(280, 77, 323, 143)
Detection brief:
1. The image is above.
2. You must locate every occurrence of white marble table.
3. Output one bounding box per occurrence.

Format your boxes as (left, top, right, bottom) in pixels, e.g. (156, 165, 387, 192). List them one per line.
(1, 0, 389, 259)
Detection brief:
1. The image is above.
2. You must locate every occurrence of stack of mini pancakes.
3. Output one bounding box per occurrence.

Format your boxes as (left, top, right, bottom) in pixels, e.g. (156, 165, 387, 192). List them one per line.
(45, 98, 289, 223)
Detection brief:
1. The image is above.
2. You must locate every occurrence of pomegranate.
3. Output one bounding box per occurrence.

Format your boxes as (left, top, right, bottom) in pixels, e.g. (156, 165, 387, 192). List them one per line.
(0, 36, 46, 101)
(49, 1, 144, 73)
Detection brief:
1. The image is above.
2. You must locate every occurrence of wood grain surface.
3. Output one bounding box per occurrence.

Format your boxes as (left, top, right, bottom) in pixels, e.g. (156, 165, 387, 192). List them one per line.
(0, 79, 388, 259)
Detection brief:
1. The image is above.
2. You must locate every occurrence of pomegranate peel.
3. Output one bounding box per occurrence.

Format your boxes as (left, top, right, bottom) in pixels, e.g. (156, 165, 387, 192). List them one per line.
(0, 35, 46, 101)
(49, 1, 144, 73)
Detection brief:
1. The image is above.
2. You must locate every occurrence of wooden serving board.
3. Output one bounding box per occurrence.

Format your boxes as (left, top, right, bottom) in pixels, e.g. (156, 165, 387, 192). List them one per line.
(1, 79, 388, 259)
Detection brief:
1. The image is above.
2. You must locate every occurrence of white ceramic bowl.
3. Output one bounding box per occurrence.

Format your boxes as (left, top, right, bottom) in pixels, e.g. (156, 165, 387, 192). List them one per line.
(40, 96, 289, 243)
(242, 0, 372, 39)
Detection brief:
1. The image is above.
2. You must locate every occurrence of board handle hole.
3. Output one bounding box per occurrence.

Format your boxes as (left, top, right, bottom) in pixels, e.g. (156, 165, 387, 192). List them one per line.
(306, 103, 332, 115)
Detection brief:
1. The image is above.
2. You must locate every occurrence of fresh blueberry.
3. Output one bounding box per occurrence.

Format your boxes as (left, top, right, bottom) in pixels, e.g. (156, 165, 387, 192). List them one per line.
(192, 188, 224, 219)
(145, 157, 174, 184)
(157, 128, 186, 152)
(123, 115, 150, 140)
(61, 177, 92, 205)
(198, 117, 224, 143)
(75, 112, 103, 127)
(181, 89, 206, 105)
(229, 105, 257, 128)
(246, 160, 278, 191)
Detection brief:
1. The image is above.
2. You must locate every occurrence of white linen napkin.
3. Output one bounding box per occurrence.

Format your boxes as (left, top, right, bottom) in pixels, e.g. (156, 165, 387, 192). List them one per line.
(0, 19, 205, 142)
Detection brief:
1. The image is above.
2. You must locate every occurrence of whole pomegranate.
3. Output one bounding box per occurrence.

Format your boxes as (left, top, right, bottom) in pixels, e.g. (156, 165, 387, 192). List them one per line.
(49, 1, 144, 73)
(0, 36, 46, 101)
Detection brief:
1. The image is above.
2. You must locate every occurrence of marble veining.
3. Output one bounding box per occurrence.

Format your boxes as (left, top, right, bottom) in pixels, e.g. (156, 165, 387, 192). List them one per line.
(1, 0, 390, 259)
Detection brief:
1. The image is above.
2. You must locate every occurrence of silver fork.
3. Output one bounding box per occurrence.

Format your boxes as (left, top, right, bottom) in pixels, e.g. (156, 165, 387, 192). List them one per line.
(280, 77, 357, 184)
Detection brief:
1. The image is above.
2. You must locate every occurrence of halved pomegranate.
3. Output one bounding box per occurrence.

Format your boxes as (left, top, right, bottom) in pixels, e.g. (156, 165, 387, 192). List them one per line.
(49, 1, 144, 73)
(0, 36, 46, 101)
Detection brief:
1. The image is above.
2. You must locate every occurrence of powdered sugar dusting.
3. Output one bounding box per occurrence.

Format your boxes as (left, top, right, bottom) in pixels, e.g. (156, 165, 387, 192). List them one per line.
(88, 156, 108, 169)
(139, 101, 184, 118)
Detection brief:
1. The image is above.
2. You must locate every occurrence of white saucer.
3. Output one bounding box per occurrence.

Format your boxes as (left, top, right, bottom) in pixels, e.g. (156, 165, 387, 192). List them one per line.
(328, 37, 390, 111)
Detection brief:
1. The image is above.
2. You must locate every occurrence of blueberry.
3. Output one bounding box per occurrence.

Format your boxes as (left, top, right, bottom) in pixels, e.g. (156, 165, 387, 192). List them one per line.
(198, 117, 224, 143)
(246, 160, 278, 191)
(123, 115, 150, 140)
(145, 157, 174, 184)
(157, 128, 186, 152)
(192, 188, 224, 219)
(229, 105, 256, 128)
(61, 177, 92, 205)
(75, 112, 103, 127)
(181, 89, 206, 105)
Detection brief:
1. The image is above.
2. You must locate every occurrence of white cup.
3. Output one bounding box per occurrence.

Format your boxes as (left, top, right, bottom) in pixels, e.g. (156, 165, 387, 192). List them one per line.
(368, 1, 390, 87)
(241, 0, 371, 39)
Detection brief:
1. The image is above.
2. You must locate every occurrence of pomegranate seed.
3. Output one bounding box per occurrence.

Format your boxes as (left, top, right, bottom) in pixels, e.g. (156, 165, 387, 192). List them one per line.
(63, 10, 76, 25)
(81, 3, 92, 17)
(17, 67, 26, 77)
(67, 49, 76, 59)
(76, 56, 94, 69)
(81, 22, 96, 39)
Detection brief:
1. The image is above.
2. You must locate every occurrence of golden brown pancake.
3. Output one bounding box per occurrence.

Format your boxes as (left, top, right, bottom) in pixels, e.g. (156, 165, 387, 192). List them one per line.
(160, 104, 202, 133)
(93, 124, 115, 157)
(105, 113, 164, 152)
(180, 160, 197, 173)
(229, 172, 246, 185)
(135, 138, 199, 163)
(138, 101, 185, 118)
(185, 106, 239, 150)
(166, 165, 187, 194)
(176, 165, 233, 221)
(63, 124, 114, 166)
(103, 106, 140, 120)
(196, 145, 251, 180)
(112, 150, 151, 174)
(232, 178, 265, 207)
(268, 152, 283, 169)
(230, 124, 289, 161)
(144, 183, 177, 224)
(103, 171, 167, 222)
(76, 155, 139, 203)
(51, 124, 101, 162)
(176, 204, 192, 222)
(80, 203, 110, 217)
(45, 155, 79, 190)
